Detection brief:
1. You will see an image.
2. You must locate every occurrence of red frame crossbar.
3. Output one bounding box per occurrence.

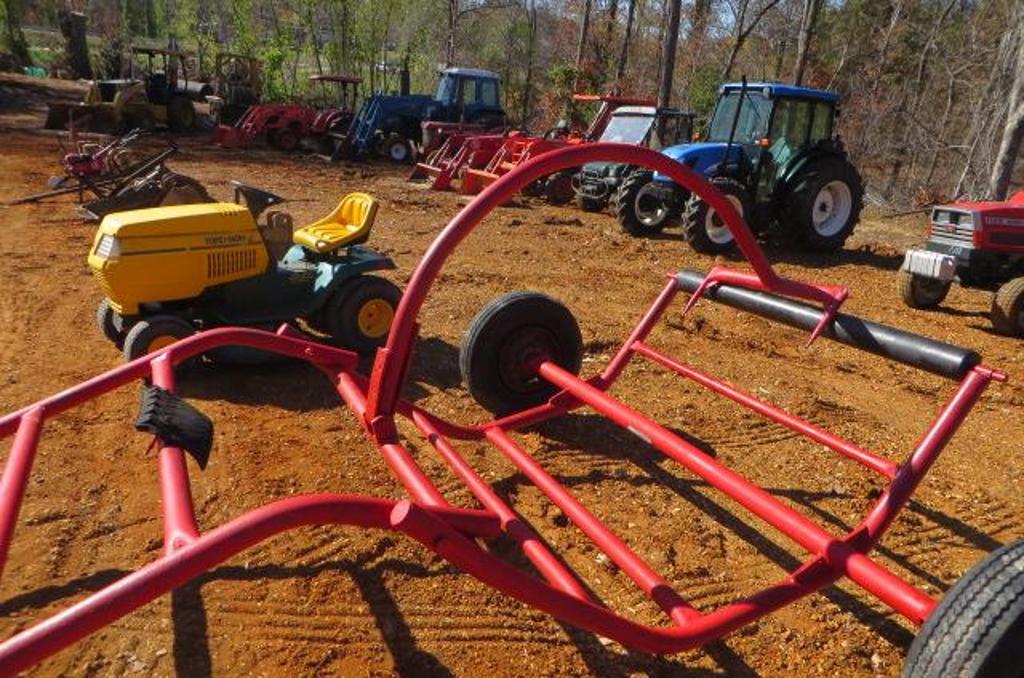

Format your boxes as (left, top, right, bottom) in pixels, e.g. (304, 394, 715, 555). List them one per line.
(0, 144, 1005, 672)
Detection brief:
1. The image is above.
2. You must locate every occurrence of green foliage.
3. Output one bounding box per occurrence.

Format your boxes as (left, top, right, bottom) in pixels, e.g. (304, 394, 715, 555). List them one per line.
(687, 63, 720, 121)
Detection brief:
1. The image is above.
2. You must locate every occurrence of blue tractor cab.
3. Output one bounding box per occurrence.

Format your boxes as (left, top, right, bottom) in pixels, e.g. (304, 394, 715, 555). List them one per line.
(615, 81, 863, 253)
(334, 67, 506, 162)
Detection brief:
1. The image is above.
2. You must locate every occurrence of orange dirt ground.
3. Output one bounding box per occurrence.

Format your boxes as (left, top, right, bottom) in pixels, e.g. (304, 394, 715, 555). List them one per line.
(0, 81, 1022, 676)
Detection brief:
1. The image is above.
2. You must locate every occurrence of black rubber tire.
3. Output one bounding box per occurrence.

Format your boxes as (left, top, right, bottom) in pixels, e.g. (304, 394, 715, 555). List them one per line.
(167, 96, 196, 132)
(576, 192, 607, 212)
(991, 277, 1024, 336)
(122, 315, 195, 362)
(544, 172, 575, 204)
(96, 298, 125, 347)
(323, 275, 402, 355)
(459, 292, 583, 415)
(903, 539, 1024, 678)
(784, 157, 864, 251)
(270, 125, 301, 152)
(383, 134, 413, 163)
(615, 170, 672, 236)
(681, 177, 751, 255)
(898, 270, 951, 309)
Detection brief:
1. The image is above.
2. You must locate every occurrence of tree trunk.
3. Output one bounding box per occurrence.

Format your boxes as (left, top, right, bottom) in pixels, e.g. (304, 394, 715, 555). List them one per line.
(521, 1, 537, 122)
(445, 0, 459, 67)
(989, 24, 1024, 200)
(59, 9, 93, 80)
(573, 0, 592, 90)
(3, 0, 32, 68)
(614, 0, 636, 87)
(657, 0, 681, 108)
(791, 0, 820, 85)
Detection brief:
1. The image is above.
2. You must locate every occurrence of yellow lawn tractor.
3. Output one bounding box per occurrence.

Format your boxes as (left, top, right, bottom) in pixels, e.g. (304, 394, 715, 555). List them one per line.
(88, 182, 401, 361)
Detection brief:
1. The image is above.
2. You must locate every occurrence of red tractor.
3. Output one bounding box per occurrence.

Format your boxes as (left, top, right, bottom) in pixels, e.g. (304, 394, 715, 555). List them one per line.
(213, 103, 318, 151)
(899, 191, 1024, 336)
(305, 74, 362, 155)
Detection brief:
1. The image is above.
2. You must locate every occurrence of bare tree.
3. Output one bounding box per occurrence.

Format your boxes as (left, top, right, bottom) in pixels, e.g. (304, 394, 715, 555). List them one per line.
(989, 20, 1024, 199)
(614, 0, 636, 87)
(657, 0, 681, 108)
(721, 0, 784, 79)
(521, 1, 538, 122)
(573, 0, 592, 90)
(791, 0, 820, 85)
(445, 0, 518, 67)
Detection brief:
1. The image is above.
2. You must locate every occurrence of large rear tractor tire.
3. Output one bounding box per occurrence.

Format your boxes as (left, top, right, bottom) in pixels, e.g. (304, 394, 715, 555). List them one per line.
(681, 177, 751, 255)
(323, 275, 402, 355)
(167, 97, 196, 132)
(903, 539, 1024, 677)
(784, 157, 864, 251)
(459, 292, 583, 415)
(615, 170, 673, 236)
(898, 270, 951, 309)
(991, 276, 1024, 336)
(122, 315, 196, 363)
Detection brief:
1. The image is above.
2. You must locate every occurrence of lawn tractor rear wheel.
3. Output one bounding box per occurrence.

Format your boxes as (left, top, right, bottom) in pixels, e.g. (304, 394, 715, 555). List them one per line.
(903, 538, 1024, 678)
(682, 177, 751, 255)
(785, 157, 864, 251)
(167, 96, 196, 132)
(460, 292, 583, 415)
(96, 298, 126, 347)
(324, 275, 402, 355)
(383, 134, 413, 163)
(898, 270, 951, 309)
(616, 170, 672, 236)
(122, 315, 196, 363)
(991, 276, 1024, 336)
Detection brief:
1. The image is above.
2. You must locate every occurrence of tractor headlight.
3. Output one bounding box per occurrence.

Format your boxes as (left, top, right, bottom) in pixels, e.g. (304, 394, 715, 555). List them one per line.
(95, 234, 121, 260)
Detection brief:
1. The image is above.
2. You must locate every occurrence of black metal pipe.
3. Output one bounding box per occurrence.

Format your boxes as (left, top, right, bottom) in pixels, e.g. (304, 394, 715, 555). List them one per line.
(675, 270, 981, 380)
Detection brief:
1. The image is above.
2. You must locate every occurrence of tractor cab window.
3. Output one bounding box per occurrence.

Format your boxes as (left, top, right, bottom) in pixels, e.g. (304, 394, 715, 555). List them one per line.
(435, 74, 458, 104)
(768, 98, 813, 167)
(600, 115, 655, 145)
(810, 101, 834, 142)
(706, 91, 772, 144)
(476, 79, 499, 107)
(657, 115, 690, 147)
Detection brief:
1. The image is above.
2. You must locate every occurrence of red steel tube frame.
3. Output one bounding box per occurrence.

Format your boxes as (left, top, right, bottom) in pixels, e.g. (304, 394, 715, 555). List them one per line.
(0, 143, 1005, 672)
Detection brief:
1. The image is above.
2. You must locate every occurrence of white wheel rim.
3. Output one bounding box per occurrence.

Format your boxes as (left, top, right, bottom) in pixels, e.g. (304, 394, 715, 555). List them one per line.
(389, 142, 408, 161)
(635, 185, 666, 226)
(812, 180, 852, 237)
(705, 195, 743, 245)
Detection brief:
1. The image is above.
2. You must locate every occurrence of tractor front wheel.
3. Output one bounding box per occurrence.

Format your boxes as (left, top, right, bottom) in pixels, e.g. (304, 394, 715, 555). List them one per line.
(122, 315, 195, 363)
(615, 170, 673, 236)
(903, 538, 1024, 677)
(681, 177, 751, 255)
(324, 275, 402, 354)
(167, 97, 196, 132)
(382, 134, 413, 163)
(459, 292, 583, 415)
(270, 124, 301, 152)
(96, 298, 126, 347)
(544, 172, 575, 204)
(785, 158, 864, 251)
(991, 276, 1024, 336)
(898, 270, 951, 309)
(576, 192, 607, 212)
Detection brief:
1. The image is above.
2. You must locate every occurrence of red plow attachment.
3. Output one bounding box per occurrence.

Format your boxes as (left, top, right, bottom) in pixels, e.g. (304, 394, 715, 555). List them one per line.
(408, 130, 513, 190)
(0, 144, 1009, 672)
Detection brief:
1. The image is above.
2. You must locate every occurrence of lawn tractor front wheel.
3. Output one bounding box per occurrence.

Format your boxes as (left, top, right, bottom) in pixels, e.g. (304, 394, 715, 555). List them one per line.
(460, 292, 583, 415)
(122, 315, 196, 363)
(898, 270, 951, 309)
(903, 538, 1024, 677)
(785, 157, 864, 251)
(96, 298, 127, 347)
(325, 275, 402, 354)
(682, 177, 751, 255)
(616, 170, 672, 236)
(991, 276, 1024, 336)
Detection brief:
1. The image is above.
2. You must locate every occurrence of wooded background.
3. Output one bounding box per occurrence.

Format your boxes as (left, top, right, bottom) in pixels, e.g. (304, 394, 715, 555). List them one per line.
(2, 0, 1022, 206)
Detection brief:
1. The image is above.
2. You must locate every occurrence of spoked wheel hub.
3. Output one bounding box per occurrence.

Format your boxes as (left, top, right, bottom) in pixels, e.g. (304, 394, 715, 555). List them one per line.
(496, 327, 557, 394)
(812, 180, 853, 238)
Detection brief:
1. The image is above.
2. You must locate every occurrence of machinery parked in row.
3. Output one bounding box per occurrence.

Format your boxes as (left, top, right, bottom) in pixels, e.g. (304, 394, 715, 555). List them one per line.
(615, 81, 864, 254)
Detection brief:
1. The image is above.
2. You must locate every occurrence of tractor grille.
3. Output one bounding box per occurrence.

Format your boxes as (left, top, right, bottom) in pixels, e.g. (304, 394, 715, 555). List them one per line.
(93, 269, 115, 299)
(207, 247, 258, 280)
(929, 208, 974, 245)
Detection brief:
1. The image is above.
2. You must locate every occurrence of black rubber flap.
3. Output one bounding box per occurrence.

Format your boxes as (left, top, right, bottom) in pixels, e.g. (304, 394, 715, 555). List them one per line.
(135, 385, 214, 469)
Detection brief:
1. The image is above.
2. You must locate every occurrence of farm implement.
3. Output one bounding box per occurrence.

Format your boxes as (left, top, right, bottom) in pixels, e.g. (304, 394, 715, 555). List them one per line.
(458, 94, 654, 199)
(0, 144, 1018, 676)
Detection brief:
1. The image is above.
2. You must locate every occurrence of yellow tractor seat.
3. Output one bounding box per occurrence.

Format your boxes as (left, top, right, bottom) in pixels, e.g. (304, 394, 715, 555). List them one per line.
(292, 192, 379, 254)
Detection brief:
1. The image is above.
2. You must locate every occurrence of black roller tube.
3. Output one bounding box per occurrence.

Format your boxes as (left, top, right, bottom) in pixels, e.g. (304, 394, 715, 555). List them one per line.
(675, 270, 981, 380)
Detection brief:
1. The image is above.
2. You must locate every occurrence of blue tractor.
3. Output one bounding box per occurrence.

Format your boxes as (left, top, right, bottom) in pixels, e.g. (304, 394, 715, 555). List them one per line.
(332, 67, 506, 162)
(615, 81, 864, 253)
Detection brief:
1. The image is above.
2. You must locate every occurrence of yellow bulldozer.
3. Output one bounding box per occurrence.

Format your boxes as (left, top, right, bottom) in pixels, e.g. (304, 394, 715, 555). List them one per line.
(46, 47, 212, 134)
